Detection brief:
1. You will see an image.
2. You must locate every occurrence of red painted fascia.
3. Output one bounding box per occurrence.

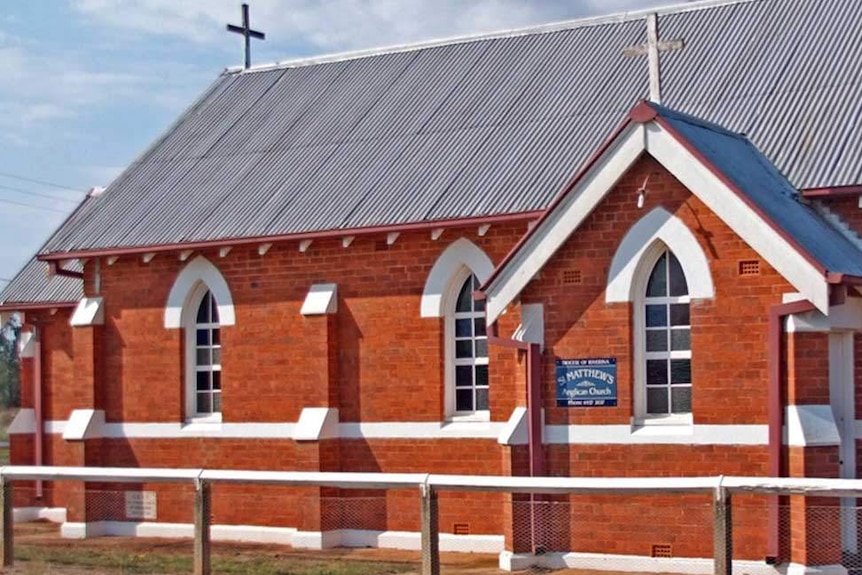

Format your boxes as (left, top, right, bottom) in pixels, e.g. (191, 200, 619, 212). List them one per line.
(37, 211, 543, 262)
(653, 115, 828, 278)
(802, 185, 862, 198)
(826, 272, 862, 286)
(0, 302, 77, 312)
(48, 261, 84, 280)
(479, 114, 638, 295)
(766, 298, 816, 561)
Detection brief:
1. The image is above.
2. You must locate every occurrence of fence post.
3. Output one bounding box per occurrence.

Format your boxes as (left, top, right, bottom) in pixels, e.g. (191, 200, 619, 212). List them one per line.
(0, 476, 12, 568)
(713, 486, 732, 575)
(194, 478, 211, 575)
(420, 482, 440, 575)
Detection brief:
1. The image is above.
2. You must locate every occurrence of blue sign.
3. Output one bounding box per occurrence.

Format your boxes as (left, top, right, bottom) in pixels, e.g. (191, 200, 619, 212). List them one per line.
(556, 358, 617, 407)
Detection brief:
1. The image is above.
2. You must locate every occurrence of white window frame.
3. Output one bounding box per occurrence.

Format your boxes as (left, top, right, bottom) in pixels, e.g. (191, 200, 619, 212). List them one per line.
(444, 267, 490, 422)
(633, 244, 693, 427)
(184, 283, 223, 423)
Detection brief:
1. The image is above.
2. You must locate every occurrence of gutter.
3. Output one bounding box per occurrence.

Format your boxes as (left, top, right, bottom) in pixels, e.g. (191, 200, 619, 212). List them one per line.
(37, 211, 543, 263)
(486, 320, 544, 553)
(0, 302, 77, 313)
(19, 327, 44, 498)
(802, 185, 862, 199)
(826, 272, 862, 286)
(766, 299, 817, 562)
(48, 262, 84, 280)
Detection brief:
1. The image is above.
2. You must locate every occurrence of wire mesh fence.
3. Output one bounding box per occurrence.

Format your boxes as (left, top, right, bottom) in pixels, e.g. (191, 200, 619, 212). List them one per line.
(3, 471, 862, 575)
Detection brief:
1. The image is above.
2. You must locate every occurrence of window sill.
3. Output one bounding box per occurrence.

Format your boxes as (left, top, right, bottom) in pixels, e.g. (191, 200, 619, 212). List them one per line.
(632, 414, 693, 436)
(445, 411, 491, 424)
(183, 414, 222, 431)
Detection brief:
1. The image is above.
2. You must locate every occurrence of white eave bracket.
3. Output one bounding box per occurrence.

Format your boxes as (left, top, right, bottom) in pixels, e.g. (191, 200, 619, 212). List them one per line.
(8, 408, 36, 435)
(294, 407, 339, 442)
(70, 297, 104, 327)
(785, 404, 840, 447)
(301, 283, 338, 316)
(63, 409, 106, 441)
(498, 407, 528, 446)
(512, 303, 544, 351)
(18, 331, 36, 358)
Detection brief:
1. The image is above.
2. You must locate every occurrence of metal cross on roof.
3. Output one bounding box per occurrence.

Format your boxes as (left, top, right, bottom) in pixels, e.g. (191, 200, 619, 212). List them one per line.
(226, 3, 266, 70)
(623, 13, 684, 104)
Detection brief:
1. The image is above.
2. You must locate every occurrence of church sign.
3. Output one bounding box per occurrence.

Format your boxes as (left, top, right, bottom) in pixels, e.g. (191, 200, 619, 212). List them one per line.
(555, 358, 617, 407)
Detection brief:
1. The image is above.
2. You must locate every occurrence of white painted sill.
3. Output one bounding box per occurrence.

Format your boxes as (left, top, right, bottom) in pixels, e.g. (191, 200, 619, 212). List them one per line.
(183, 414, 223, 431)
(446, 411, 491, 424)
(632, 414, 694, 436)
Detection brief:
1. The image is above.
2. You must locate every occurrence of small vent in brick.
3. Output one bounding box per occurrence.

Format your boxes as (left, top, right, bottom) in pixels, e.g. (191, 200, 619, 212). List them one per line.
(562, 269, 583, 285)
(651, 544, 672, 558)
(738, 260, 760, 276)
(453, 523, 470, 535)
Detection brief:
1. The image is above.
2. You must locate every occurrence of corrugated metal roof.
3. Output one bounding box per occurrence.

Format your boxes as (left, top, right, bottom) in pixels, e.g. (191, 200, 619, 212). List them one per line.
(39, 0, 862, 256)
(655, 103, 862, 277)
(0, 257, 82, 307)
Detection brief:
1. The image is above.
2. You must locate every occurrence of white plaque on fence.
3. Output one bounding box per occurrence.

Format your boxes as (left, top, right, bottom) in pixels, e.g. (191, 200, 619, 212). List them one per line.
(125, 491, 157, 520)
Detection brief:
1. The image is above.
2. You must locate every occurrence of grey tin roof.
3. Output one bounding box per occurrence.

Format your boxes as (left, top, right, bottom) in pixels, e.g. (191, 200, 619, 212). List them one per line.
(39, 0, 862, 256)
(654, 103, 862, 277)
(0, 257, 82, 308)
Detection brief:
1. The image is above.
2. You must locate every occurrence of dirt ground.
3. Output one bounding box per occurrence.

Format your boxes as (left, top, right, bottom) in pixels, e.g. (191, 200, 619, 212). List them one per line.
(8, 521, 650, 575)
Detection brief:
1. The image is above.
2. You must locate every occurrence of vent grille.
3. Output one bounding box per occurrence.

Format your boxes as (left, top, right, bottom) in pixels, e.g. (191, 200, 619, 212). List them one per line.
(453, 523, 470, 535)
(562, 269, 583, 285)
(738, 260, 760, 276)
(652, 544, 672, 558)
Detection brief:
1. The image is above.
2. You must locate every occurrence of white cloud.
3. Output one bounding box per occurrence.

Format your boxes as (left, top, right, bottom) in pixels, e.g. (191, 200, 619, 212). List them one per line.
(70, 0, 667, 53)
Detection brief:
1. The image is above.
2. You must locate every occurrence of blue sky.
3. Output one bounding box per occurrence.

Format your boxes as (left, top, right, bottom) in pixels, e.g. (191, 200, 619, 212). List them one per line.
(0, 0, 666, 285)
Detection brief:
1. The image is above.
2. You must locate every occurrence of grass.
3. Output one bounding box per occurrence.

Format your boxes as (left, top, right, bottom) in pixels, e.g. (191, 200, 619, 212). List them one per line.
(14, 543, 415, 575)
(10, 542, 416, 575)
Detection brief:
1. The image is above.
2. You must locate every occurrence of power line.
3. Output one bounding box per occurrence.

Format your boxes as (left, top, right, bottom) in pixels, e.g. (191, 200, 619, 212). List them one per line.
(0, 170, 83, 193)
(0, 197, 70, 214)
(0, 183, 80, 204)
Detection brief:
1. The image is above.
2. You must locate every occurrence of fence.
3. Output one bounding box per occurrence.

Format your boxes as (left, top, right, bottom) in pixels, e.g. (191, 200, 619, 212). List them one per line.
(1, 466, 862, 575)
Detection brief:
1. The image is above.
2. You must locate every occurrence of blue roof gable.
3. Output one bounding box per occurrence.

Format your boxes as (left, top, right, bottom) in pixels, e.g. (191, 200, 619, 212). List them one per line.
(651, 102, 862, 278)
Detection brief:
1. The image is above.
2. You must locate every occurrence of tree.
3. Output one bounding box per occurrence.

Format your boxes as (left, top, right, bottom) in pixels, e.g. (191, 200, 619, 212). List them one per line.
(0, 314, 21, 408)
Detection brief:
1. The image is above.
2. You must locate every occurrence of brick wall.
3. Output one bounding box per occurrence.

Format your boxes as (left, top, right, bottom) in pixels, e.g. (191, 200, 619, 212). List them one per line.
(10, 154, 840, 564)
(521, 155, 794, 429)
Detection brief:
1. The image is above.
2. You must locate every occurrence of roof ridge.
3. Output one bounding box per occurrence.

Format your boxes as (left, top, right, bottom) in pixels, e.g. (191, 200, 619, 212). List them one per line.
(650, 102, 747, 140)
(225, 0, 762, 75)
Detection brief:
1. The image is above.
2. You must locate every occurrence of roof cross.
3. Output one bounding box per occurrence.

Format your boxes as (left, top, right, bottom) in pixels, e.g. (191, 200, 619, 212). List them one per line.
(622, 13, 684, 104)
(226, 3, 266, 70)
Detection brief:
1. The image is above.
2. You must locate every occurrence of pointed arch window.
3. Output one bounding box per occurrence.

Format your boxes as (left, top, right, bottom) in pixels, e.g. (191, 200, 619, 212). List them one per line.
(641, 249, 692, 419)
(452, 274, 489, 416)
(188, 287, 222, 419)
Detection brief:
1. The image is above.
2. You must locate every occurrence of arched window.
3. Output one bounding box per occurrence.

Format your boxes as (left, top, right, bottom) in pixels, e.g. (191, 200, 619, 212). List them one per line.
(452, 274, 489, 415)
(187, 286, 222, 419)
(642, 249, 691, 418)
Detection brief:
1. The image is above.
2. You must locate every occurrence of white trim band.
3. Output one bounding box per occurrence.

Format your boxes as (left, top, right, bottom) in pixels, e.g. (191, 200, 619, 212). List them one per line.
(500, 551, 826, 575)
(28, 418, 776, 445)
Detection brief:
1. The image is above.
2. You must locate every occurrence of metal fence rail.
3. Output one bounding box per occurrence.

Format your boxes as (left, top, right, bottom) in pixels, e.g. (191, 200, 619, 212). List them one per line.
(3, 466, 862, 575)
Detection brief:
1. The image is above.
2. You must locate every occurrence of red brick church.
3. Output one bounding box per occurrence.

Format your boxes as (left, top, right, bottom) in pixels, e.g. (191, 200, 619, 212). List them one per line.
(2, 0, 862, 573)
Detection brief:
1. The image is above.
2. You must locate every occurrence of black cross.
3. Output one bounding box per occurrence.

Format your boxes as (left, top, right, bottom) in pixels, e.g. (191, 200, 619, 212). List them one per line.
(226, 3, 266, 70)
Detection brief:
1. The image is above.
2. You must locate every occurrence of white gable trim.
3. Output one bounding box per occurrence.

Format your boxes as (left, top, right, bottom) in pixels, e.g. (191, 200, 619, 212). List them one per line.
(644, 125, 828, 312)
(164, 256, 235, 328)
(421, 238, 494, 318)
(606, 207, 714, 302)
(484, 120, 830, 324)
(485, 124, 646, 324)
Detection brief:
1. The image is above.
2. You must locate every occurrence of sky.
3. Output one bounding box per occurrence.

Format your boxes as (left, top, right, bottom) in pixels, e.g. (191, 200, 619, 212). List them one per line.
(0, 0, 671, 285)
